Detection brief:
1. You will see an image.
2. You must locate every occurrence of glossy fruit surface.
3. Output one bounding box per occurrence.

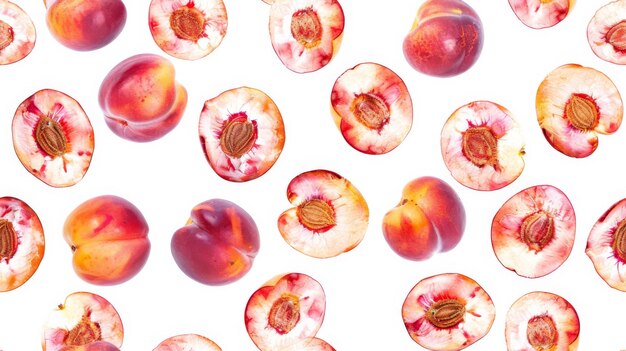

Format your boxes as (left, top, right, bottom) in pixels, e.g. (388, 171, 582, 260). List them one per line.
(508, 0, 574, 29)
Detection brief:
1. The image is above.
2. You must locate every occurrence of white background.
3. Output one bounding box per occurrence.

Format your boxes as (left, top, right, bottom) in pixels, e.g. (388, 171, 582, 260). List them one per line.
(2, 0, 626, 350)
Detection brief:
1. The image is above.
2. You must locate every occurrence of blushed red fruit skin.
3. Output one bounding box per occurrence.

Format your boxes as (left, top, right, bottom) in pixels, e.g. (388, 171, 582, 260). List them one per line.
(46, 0, 126, 51)
(99, 54, 188, 142)
(63, 195, 151, 285)
(171, 199, 260, 285)
(382, 176, 466, 260)
(403, 0, 484, 77)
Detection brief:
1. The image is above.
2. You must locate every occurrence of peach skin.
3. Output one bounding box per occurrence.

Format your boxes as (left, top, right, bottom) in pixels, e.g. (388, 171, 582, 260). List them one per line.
(382, 176, 466, 260)
(63, 195, 150, 285)
(45, 0, 126, 51)
(99, 53, 188, 142)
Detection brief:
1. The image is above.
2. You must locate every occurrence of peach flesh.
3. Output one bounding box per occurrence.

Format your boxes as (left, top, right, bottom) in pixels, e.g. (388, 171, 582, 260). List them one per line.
(607, 21, 626, 52)
(0, 20, 12, 50)
(508, 0, 573, 29)
(291, 8, 322, 48)
(0, 0, 36, 65)
(588, 1, 626, 64)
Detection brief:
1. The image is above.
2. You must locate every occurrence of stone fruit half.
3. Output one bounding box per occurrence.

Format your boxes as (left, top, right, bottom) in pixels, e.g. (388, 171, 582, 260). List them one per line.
(45, 0, 126, 51)
(269, 0, 344, 73)
(149, 0, 228, 60)
(0, 0, 36, 65)
(278, 169, 369, 259)
(505, 291, 580, 351)
(63, 195, 151, 285)
(58, 341, 120, 351)
(403, 0, 484, 77)
(402, 273, 495, 351)
(199, 86, 285, 182)
(382, 176, 465, 261)
(508, 0, 574, 29)
(245, 272, 326, 351)
(171, 198, 260, 285)
(441, 100, 525, 191)
(281, 338, 335, 351)
(0, 196, 44, 292)
(492, 185, 575, 278)
(536, 63, 623, 158)
(330, 62, 413, 155)
(586, 197, 626, 291)
(12, 89, 94, 188)
(153, 334, 222, 350)
(588, 0, 626, 65)
(42, 291, 124, 351)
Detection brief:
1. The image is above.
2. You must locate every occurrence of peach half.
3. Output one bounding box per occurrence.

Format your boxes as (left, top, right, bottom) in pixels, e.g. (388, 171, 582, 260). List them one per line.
(171, 198, 260, 285)
(45, 0, 126, 51)
(278, 169, 369, 259)
(0, 0, 36, 65)
(42, 292, 123, 351)
(441, 101, 525, 191)
(588, 0, 626, 65)
(63, 195, 151, 285)
(269, 0, 344, 73)
(12, 89, 94, 188)
(492, 185, 576, 278)
(245, 273, 326, 351)
(505, 291, 579, 351)
(585, 198, 626, 291)
(508, 0, 574, 29)
(199, 87, 285, 182)
(536, 64, 623, 158)
(382, 176, 465, 261)
(0, 197, 44, 292)
(402, 273, 495, 351)
(281, 338, 335, 351)
(403, 0, 484, 77)
(149, 0, 227, 60)
(58, 341, 120, 351)
(330, 62, 413, 155)
(153, 334, 221, 351)
(99, 53, 188, 142)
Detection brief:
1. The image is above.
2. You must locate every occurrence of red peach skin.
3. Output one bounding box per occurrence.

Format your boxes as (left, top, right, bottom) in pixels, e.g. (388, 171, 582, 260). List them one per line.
(46, 0, 126, 51)
(382, 176, 465, 260)
(403, 0, 484, 77)
(99, 53, 188, 142)
(63, 195, 151, 285)
(171, 199, 260, 285)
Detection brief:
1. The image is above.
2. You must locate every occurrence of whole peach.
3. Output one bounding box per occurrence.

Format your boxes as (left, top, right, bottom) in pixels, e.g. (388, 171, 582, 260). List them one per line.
(403, 0, 484, 77)
(63, 195, 150, 285)
(171, 199, 260, 285)
(46, 0, 126, 51)
(99, 53, 187, 142)
(382, 176, 466, 260)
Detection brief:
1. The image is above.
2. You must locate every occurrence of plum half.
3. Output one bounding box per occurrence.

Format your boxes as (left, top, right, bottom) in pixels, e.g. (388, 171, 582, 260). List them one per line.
(508, 0, 574, 29)
(536, 64, 623, 158)
(402, 273, 495, 351)
(199, 87, 285, 182)
(0, 0, 36, 65)
(153, 334, 222, 350)
(149, 0, 228, 60)
(245, 273, 326, 351)
(0, 197, 44, 292)
(277, 169, 369, 259)
(492, 185, 576, 278)
(585, 198, 626, 291)
(403, 0, 484, 77)
(269, 0, 344, 73)
(42, 292, 124, 351)
(330, 62, 413, 155)
(441, 101, 525, 191)
(505, 291, 580, 351)
(588, 0, 626, 65)
(12, 89, 94, 187)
